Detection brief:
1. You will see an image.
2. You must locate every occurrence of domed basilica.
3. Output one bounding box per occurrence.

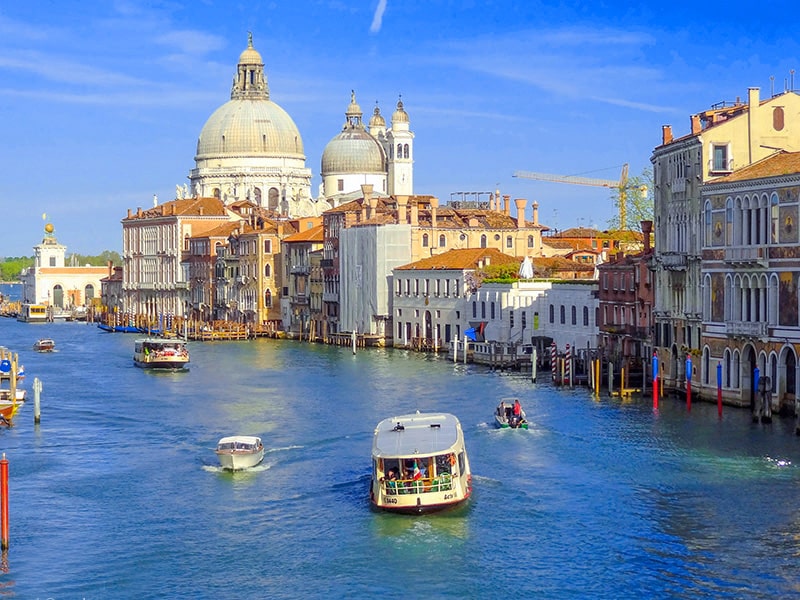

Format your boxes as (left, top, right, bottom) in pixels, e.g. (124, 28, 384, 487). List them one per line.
(185, 34, 414, 217)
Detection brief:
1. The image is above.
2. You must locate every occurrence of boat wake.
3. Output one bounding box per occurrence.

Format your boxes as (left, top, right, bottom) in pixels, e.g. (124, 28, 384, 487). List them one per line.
(202, 462, 272, 473)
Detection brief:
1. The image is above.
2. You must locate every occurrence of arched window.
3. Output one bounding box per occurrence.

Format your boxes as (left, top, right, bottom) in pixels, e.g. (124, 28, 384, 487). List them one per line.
(583, 306, 589, 326)
(704, 201, 712, 247)
(490, 302, 495, 319)
(481, 302, 486, 319)
(84, 284, 94, 302)
(771, 192, 779, 243)
(480, 234, 487, 248)
(560, 305, 565, 324)
(52, 285, 64, 308)
(439, 234, 446, 248)
(397, 143, 402, 157)
(726, 197, 733, 245)
(403, 144, 409, 159)
(549, 304, 555, 323)
(264, 264, 271, 278)
(472, 301, 477, 318)
(265, 289, 272, 308)
(571, 305, 577, 325)
(422, 233, 429, 247)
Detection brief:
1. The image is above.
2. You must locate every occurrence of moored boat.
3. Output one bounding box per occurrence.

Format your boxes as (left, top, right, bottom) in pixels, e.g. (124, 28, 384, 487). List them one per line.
(33, 339, 56, 352)
(17, 304, 48, 323)
(133, 338, 189, 370)
(494, 398, 529, 429)
(370, 411, 472, 514)
(215, 436, 265, 471)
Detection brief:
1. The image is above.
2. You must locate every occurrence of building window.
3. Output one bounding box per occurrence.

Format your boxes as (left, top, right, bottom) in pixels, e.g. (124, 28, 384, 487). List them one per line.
(264, 264, 271, 278)
(560, 305, 565, 324)
(509, 310, 514, 328)
(711, 144, 731, 172)
(528, 235, 535, 248)
(771, 193, 779, 243)
(521, 311, 526, 329)
(549, 305, 555, 323)
(726, 198, 733, 244)
(481, 302, 486, 319)
(571, 305, 577, 325)
(490, 302, 495, 319)
(480, 234, 487, 248)
(583, 306, 589, 326)
(337, 179, 344, 192)
(264, 240, 272, 253)
(439, 234, 446, 248)
(265, 289, 272, 308)
(403, 144, 409, 159)
(506, 236, 513, 248)
(774, 106, 785, 131)
(422, 233, 429, 247)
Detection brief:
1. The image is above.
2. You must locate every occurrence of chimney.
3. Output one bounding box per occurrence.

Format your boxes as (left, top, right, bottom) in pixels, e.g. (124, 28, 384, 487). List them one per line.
(662, 125, 673, 145)
(641, 220, 653, 253)
(396, 195, 409, 223)
(410, 199, 419, 226)
(690, 114, 701, 135)
(748, 87, 760, 109)
(503, 195, 510, 216)
(107, 260, 113, 278)
(127, 208, 132, 219)
(514, 198, 526, 228)
(136, 207, 142, 217)
(361, 184, 374, 219)
(430, 196, 439, 230)
(532, 201, 539, 226)
(160, 205, 166, 216)
(199, 206, 204, 216)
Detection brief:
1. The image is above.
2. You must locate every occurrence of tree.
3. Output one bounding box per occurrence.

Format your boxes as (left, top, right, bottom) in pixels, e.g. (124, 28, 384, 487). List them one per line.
(607, 168, 654, 232)
(0, 257, 33, 281)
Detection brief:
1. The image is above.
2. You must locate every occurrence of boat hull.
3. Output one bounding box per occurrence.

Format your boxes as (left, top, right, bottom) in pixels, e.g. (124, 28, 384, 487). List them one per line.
(133, 358, 189, 370)
(494, 415, 528, 429)
(216, 448, 265, 471)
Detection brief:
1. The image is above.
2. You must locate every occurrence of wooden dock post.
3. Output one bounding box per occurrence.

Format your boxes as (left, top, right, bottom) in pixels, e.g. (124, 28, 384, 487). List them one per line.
(33, 377, 42, 424)
(0, 454, 8, 549)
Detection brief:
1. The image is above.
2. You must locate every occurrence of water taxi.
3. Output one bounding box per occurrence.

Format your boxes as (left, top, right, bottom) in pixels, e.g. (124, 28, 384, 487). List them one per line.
(370, 411, 472, 514)
(215, 436, 265, 471)
(133, 338, 189, 370)
(17, 304, 48, 323)
(33, 339, 56, 352)
(494, 398, 529, 429)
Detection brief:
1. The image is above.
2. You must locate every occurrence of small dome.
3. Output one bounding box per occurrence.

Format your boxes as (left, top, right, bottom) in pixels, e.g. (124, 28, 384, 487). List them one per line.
(369, 104, 385, 129)
(239, 32, 263, 65)
(392, 98, 409, 123)
(197, 99, 304, 158)
(321, 129, 385, 174)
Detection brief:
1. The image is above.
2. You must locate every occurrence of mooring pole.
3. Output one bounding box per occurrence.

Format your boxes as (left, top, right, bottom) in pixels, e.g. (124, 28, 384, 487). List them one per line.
(685, 354, 692, 412)
(652, 352, 659, 411)
(0, 454, 8, 549)
(33, 377, 42, 424)
(716, 361, 723, 418)
(531, 347, 537, 383)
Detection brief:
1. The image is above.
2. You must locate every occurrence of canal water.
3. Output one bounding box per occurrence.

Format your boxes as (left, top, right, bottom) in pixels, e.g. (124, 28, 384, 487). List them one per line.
(1, 318, 800, 599)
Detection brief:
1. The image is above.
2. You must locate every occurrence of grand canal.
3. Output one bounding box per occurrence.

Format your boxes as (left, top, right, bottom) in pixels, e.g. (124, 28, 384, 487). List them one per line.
(2, 316, 800, 599)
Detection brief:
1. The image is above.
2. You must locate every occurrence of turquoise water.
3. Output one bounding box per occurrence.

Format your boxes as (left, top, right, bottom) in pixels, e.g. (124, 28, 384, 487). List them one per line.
(2, 319, 800, 598)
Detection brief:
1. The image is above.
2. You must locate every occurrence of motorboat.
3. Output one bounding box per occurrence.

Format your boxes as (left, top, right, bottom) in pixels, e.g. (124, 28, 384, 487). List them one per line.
(33, 339, 56, 352)
(133, 338, 189, 370)
(494, 398, 529, 429)
(17, 304, 47, 323)
(215, 436, 265, 471)
(370, 411, 472, 514)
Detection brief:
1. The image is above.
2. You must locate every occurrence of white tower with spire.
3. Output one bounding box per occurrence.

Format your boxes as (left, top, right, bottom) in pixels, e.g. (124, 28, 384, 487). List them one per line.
(385, 97, 414, 196)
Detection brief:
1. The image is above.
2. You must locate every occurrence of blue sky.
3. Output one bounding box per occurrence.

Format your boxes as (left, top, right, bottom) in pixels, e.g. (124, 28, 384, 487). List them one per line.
(2, 0, 799, 256)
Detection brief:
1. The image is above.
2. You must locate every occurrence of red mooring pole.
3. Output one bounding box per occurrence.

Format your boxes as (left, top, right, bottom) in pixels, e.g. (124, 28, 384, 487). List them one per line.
(652, 352, 659, 411)
(1, 453, 9, 549)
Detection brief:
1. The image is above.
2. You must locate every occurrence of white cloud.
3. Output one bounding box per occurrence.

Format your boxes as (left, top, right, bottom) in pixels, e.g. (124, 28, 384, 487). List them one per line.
(370, 0, 387, 34)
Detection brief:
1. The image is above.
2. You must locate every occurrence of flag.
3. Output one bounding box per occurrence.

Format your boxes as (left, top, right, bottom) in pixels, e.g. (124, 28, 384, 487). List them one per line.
(412, 460, 421, 481)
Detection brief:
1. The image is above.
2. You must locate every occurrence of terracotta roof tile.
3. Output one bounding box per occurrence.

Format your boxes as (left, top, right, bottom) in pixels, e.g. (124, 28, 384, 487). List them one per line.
(282, 225, 324, 243)
(396, 248, 520, 271)
(706, 151, 800, 185)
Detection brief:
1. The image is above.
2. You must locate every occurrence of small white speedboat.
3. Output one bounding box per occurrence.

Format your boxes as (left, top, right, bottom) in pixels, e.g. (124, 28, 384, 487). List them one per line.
(215, 436, 264, 471)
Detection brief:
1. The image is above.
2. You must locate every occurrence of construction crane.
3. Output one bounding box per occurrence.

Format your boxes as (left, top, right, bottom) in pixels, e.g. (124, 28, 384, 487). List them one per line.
(513, 163, 629, 230)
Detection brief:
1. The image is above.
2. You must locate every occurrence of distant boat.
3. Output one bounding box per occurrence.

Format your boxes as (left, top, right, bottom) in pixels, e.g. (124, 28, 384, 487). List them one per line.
(17, 304, 48, 323)
(133, 338, 189, 370)
(33, 339, 56, 352)
(215, 436, 265, 471)
(494, 398, 529, 429)
(98, 323, 142, 334)
(370, 411, 472, 514)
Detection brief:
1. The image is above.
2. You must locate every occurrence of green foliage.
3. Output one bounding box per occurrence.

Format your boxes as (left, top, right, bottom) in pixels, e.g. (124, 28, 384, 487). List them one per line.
(66, 250, 122, 266)
(482, 263, 519, 280)
(0, 257, 33, 281)
(607, 168, 654, 232)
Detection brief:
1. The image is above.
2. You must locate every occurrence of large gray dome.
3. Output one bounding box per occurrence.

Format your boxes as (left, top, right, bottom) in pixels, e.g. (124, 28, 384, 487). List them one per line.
(321, 91, 385, 175)
(196, 99, 304, 159)
(321, 129, 384, 174)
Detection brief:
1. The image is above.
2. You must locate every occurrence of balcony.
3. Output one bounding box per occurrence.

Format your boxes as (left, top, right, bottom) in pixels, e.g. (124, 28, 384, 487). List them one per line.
(725, 321, 767, 337)
(291, 265, 310, 275)
(724, 246, 768, 266)
(660, 253, 687, 270)
(320, 259, 335, 268)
